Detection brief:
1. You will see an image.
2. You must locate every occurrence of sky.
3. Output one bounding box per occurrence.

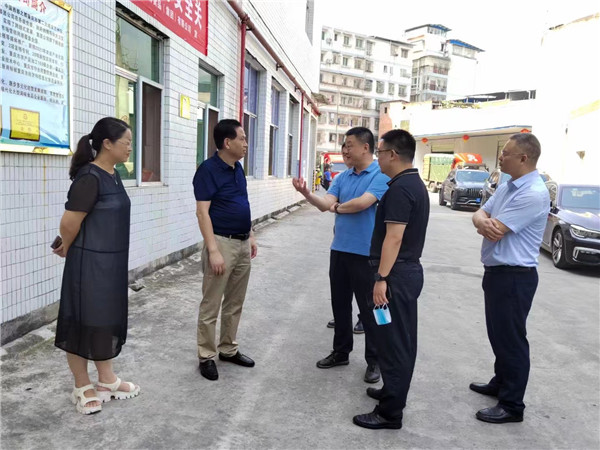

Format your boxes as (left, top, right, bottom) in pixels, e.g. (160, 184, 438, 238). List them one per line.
(315, 0, 598, 93)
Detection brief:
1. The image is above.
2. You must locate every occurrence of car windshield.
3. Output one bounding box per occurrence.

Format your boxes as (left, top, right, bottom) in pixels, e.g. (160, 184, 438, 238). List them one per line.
(331, 162, 347, 173)
(456, 171, 488, 182)
(560, 186, 600, 210)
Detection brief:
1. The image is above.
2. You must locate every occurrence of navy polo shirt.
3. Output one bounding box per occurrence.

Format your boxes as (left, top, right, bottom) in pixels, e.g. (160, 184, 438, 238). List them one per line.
(193, 153, 251, 235)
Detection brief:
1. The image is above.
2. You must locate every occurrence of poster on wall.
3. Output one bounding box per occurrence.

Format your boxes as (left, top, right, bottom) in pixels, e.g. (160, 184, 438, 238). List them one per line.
(131, 0, 209, 55)
(0, 0, 71, 155)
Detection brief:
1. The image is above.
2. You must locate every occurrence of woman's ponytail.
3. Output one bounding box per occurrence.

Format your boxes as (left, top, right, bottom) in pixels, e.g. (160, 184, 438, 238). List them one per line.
(69, 134, 95, 180)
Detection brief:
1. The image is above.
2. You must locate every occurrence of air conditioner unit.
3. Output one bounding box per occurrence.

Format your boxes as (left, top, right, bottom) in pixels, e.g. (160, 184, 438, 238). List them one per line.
(325, 59, 332, 64)
(326, 38, 332, 44)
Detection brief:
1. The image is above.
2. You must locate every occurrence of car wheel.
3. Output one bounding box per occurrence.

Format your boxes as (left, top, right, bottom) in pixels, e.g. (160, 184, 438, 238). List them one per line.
(438, 189, 446, 206)
(551, 228, 570, 269)
(450, 191, 459, 210)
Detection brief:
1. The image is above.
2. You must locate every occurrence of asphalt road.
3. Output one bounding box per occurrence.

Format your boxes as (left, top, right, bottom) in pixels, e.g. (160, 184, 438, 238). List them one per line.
(1, 193, 599, 449)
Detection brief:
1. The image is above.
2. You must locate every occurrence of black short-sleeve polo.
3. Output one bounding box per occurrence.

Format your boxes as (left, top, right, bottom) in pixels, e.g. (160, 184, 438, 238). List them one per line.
(370, 168, 429, 261)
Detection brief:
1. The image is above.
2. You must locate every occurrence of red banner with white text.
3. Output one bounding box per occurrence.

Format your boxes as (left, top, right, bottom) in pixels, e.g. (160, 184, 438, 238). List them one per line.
(131, 0, 208, 55)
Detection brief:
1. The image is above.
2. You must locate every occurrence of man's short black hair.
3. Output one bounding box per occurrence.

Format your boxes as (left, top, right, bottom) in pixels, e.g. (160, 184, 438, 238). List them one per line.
(214, 119, 242, 150)
(345, 127, 375, 153)
(380, 129, 416, 162)
(510, 133, 541, 162)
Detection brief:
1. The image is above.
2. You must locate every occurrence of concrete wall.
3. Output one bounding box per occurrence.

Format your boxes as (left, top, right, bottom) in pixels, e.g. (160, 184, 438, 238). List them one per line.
(0, 0, 320, 340)
(534, 13, 600, 183)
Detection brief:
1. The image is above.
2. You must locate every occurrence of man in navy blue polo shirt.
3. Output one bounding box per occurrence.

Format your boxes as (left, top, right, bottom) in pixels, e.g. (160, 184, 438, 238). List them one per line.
(292, 127, 389, 384)
(193, 119, 258, 381)
(353, 129, 429, 430)
(470, 133, 549, 423)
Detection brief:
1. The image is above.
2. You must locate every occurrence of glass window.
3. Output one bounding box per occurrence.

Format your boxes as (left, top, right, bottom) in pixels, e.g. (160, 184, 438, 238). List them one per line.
(287, 101, 296, 177)
(115, 15, 163, 183)
(268, 86, 280, 176)
(116, 17, 159, 82)
(376, 81, 384, 94)
(401, 49, 408, 58)
(243, 61, 259, 176)
(115, 76, 137, 180)
(198, 67, 218, 106)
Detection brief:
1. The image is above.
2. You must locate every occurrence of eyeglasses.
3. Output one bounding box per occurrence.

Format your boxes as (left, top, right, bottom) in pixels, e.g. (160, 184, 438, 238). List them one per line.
(117, 140, 132, 147)
(374, 149, 394, 157)
(500, 150, 525, 158)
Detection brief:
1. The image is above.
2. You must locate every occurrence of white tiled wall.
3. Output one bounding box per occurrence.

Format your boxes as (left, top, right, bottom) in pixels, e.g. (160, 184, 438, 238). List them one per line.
(0, 0, 319, 325)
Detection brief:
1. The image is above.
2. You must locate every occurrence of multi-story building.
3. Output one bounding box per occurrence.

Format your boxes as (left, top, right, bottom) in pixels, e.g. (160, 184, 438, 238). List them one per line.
(0, 0, 321, 341)
(406, 24, 483, 102)
(316, 26, 412, 154)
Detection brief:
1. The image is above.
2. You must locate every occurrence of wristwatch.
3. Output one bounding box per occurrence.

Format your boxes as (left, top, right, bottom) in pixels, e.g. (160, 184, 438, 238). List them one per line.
(334, 202, 341, 214)
(374, 273, 388, 282)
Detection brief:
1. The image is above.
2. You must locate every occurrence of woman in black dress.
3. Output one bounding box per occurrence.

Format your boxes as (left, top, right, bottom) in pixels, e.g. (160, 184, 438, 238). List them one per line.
(53, 117, 139, 415)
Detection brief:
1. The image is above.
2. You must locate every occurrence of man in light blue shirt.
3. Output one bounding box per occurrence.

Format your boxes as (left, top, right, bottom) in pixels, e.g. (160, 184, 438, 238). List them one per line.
(292, 127, 389, 384)
(471, 133, 550, 424)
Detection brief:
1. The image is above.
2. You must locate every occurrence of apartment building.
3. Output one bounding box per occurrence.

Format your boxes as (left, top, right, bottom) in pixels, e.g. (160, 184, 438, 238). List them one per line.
(316, 26, 412, 153)
(406, 24, 483, 102)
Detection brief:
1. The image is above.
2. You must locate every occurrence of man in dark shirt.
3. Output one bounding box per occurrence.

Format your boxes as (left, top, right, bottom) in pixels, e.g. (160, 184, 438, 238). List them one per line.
(353, 129, 429, 430)
(192, 119, 258, 381)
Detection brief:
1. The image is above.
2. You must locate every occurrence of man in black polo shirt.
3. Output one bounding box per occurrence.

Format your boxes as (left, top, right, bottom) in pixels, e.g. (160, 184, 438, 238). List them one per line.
(193, 119, 258, 381)
(353, 129, 429, 430)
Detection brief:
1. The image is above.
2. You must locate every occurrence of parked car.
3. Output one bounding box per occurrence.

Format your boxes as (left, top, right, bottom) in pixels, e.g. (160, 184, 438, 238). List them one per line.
(481, 169, 552, 206)
(541, 182, 600, 268)
(438, 169, 488, 210)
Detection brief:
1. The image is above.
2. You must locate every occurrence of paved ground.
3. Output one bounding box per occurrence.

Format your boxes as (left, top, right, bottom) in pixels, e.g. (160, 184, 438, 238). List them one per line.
(2, 193, 599, 449)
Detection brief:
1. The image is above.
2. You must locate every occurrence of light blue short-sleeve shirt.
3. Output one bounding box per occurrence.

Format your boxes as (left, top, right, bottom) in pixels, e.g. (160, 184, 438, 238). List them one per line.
(480, 170, 550, 267)
(328, 161, 390, 256)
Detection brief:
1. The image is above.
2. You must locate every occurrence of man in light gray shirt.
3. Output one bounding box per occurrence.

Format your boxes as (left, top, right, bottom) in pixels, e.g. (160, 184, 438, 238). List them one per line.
(471, 133, 550, 424)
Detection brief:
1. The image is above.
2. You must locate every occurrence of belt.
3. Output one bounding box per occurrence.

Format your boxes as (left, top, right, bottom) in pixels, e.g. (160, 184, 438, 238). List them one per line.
(368, 259, 419, 267)
(484, 265, 536, 273)
(215, 232, 250, 241)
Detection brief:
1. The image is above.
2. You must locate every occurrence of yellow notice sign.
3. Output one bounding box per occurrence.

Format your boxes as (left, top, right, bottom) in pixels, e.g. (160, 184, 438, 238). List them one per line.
(180, 95, 191, 119)
(10, 108, 40, 141)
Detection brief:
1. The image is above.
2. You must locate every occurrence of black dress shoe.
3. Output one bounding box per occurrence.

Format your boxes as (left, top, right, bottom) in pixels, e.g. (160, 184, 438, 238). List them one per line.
(476, 405, 523, 423)
(218, 351, 255, 367)
(469, 382, 499, 397)
(353, 320, 364, 334)
(364, 363, 381, 383)
(353, 407, 402, 430)
(366, 387, 382, 400)
(316, 351, 349, 368)
(199, 360, 218, 380)
(327, 319, 335, 329)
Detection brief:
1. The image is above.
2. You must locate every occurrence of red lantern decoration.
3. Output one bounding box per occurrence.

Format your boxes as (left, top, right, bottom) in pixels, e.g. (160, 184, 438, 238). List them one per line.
(520, 129, 531, 133)
(462, 134, 470, 141)
(421, 138, 428, 144)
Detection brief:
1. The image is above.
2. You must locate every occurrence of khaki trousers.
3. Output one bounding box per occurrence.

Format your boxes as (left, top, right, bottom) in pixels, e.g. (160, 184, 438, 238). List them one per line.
(197, 235, 251, 360)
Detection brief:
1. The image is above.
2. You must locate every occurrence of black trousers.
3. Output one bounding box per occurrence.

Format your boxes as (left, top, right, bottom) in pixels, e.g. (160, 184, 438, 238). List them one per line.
(371, 261, 423, 421)
(482, 267, 538, 415)
(329, 250, 377, 365)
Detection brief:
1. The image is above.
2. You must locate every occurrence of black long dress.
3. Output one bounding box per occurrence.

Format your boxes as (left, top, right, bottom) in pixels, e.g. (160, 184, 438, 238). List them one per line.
(55, 163, 131, 361)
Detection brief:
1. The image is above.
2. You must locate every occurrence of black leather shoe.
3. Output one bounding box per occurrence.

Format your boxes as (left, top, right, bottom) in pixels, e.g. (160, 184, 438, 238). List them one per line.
(199, 360, 218, 380)
(316, 351, 349, 368)
(469, 382, 499, 397)
(366, 387, 382, 400)
(476, 405, 523, 423)
(364, 363, 381, 383)
(218, 351, 255, 367)
(353, 407, 402, 430)
(327, 319, 335, 329)
(353, 320, 364, 334)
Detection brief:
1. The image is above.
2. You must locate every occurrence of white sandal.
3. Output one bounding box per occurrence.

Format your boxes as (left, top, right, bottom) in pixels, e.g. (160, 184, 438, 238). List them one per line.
(96, 376, 140, 403)
(71, 384, 102, 415)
